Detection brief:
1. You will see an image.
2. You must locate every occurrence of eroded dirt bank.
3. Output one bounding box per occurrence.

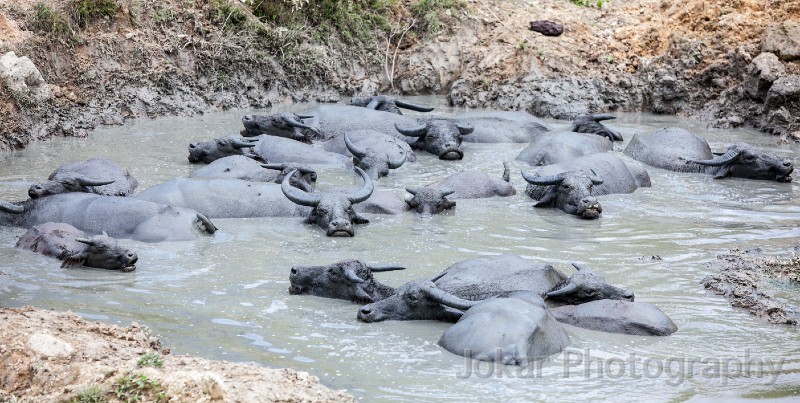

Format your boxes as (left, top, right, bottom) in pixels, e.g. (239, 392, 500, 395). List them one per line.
(1, 0, 800, 152)
(0, 306, 354, 402)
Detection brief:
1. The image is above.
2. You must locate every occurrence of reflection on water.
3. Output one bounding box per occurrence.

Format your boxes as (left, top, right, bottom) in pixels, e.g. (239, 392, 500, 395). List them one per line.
(1, 99, 799, 402)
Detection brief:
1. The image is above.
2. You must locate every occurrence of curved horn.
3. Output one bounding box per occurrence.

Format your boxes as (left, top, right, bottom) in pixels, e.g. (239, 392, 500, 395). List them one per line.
(394, 100, 435, 112)
(521, 171, 564, 186)
(281, 170, 322, 207)
(423, 286, 479, 310)
(441, 189, 456, 197)
(591, 114, 616, 121)
(546, 283, 578, 298)
(284, 115, 314, 130)
(343, 268, 365, 284)
(75, 237, 95, 246)
(0, 200, 24, 214)
(347, 167, 374, 204)
(261, 163, 287, 171)
(394, 123, 428, 138)
(232, 139, 256, 149)
(691, 148, 741, 167)
(387, 153, 406, 170)
(344, 133, 368, 159)
(571, 262, 591, 272)
(456, 123, 474, 135)
(296, 114, 315, 120)
(76, 176, 115, 187)
(367, 265, 406, 272)
(405, 187, 420, 195)
(366, 97, 380, 110)
(197, 213, 217, 234)
(297, 165, 316, 175)
(502, 161, 511, 182)
(589, 169, 604, 185)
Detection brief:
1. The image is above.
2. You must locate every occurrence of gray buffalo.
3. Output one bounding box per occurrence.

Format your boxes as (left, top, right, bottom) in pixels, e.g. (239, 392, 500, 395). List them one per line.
(0, 194, 216, 243)
(395, 119, 473, 160)
(342, 133, 406, 179)
(240, 112, 320, 142)
(404, 163, 515, 214)
(450, 111, 552, 143)
(190, 155, 316, 191)
(516, 131, 613, 166)
(188, 136, 258, 164)
(135, 178, 310, 219)
(298, 105, 420, 141)
(438, 292, 571, 365)
(623, 128, 793, 182)
(254, 135, 352, 168)
(281, 167, 374, 237)
(523, 153, 651, 219)
(30, 158, 139, 198)
(569, 114, 623, 141)
(322, 129, 416, 162)
(289, 259, 406, 303)
(550, 300, 677, 336)
(16, 222, 138, 271)
(348, 95, 434, 115)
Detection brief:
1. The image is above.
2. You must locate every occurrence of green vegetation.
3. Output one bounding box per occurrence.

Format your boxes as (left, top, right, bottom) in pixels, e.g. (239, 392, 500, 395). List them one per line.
(412, 0, 465, 35)
(209, 0, 249, 30)
(570, 0, 608, 8)
(69, 0, 119, 27)
(136, 352, 164, 368)
(113, 373, 166, 403)
(70, 386, 105, 403)
(30, 3, 76, 43)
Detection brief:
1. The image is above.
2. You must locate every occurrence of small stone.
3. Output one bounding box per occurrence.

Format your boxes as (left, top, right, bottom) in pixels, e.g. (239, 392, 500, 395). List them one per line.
(27, 333, 75, 358)
(529, 20, 564, 37)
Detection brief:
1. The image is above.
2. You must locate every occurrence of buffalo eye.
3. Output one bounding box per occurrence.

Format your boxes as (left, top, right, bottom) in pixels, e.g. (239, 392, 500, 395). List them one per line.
(216, 140, 225, 149)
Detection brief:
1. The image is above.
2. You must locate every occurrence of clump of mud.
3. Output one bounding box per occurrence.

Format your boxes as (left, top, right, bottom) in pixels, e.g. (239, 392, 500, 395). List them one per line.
(702, 248, 800, 325)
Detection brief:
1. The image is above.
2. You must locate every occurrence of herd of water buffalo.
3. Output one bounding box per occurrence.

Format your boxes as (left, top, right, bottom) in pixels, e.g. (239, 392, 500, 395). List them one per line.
(1, 95, 794, 366)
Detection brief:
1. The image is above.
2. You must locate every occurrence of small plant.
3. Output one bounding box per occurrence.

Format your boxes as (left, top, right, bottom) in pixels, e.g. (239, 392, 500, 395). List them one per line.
(571, 0, 608, 8)
(71, 386, 105, 403)
(153, 6, 175, 26)
(30, 3, 76, 42)
(412, 0, 465, 35)
(69, 0, 119, 27)
(209, 0, 248, 30)
(136, 352, 164, 368)
(113, 373, 165, 403)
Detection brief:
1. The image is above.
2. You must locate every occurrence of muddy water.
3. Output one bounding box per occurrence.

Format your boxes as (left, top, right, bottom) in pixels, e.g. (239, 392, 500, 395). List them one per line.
(1, 99, 799, 402)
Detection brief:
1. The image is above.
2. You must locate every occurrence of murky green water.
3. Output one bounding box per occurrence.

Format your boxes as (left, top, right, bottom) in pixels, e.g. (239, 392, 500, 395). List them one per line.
(1, 98, 799, 402)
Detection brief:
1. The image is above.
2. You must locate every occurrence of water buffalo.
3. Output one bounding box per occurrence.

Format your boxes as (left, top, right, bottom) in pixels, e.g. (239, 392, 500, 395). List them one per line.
(395, 119, 473, 160)
(0, 194, 216, 243)
(341, 133, 406, 180)
(623, 128, 793, 182)
(449, 111, 552, 143)
(550, 300, 677, 336)
(188, 136, 258, 164)
(438, 292, 571, 365)
(253, 135, 352, 168)
(240, 112, 320, 142)
(522, 153, 651, 219)
(348, 95, 434, 115)
(354, 190, 411, 215)
(298, 105, 420, 141)
(189, 155, 316, 191)
(569, 114, 623, 141)
(404, 163, 515, 214)
(281, 167, 374, 237)
(404, 187, 456, 215)
(30, 158, 139, 198)
(16, 222, 138, 272)
(357, 255, 634, 322)
(135, 178, 310, 219)
(289, 259, 406, 303)
(516, 131, 613, 166)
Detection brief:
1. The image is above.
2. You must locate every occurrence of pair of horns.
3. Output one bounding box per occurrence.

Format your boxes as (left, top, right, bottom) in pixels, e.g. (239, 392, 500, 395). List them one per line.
(68, 175, 114, 187)
(342, 264, 406, 283)
(545, 262, 591, 298)
(405, 187, 455, 197)
(231, 138, 257, 149)
(261, 163, 315, 174)
(284, 114, 315, 131)
(281, 167, 374, 206)
(394, 122, 474, 137)
(521, 170, 604, 186)
(365, 97, 434, 112)
(344, 134, 406, 169)
(417, 282, 479, 311)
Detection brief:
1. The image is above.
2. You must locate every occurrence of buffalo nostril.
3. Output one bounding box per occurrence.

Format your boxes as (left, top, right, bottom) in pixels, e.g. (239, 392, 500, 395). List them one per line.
(359, 307, 371, 315)
(127, 253, 135, 259)
(783, 161, 792, 167)
(189, 144, 196, 148)
(290, 268, 297, 275)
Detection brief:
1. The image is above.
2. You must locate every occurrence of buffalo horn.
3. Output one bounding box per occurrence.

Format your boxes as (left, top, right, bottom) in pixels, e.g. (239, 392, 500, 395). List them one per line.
(343, 268, 365, 284)
(261, 163, 287, 171)
(571, 262, 591, 272)
(366, 98, 381, 110)
(691, 148, 741, 167)
(296, 114, 315, 120)
(232, 139, 256, 149)
(394, 100, 435, 112)
(75, 238, 95, 246)
(0, 200, 24, 214)
(344, 133, 368, 159)
(521, 171, 564, 186)
(405, 187, 420, 196)
(546, 283, 578, 298)
(76, 176, 115, 187)
(456, 123, 474, 135)
(591, 113, 616, 121)
(367, 265, 406, 272)
(284, 115, 314, 130)
(387, 153, 406, 170)
(347, 167, 374, 204)
(197, 213, 218, 234)
(441, 189, 456, 197)
(281, 170, 322, 206)
(297, 165, 316, 175)
(589, 170, 604, 185)
(394, 123, 428, 138)
(424, 286, 479, 310)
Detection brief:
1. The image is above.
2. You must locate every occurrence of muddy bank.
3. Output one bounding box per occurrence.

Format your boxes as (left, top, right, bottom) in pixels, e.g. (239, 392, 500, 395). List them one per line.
(1, 0, 800, 152)
(0, 306, 354, 402)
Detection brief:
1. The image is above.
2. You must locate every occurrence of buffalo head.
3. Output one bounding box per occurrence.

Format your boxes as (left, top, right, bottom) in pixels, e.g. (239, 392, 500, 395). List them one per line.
(349, 95, 434, 115)
(357, 280, 478, 323)
(74, 234, 138, 272)
(522, 170, 604, 219)
(261, 162, 317, 191)
(188, 136, 258, 164)
(545, 262, 634, 305)
(404, 187, 456, 215)
(282, 167, 374, 237)
(690, 143, 793, 182)
(29, 174, 114, 199)
(289, 259, 405, 303)
(570, 114, 623, 142)
(344, 133, 406, 180)
(395, 120, 473, 160)
(241, 112, 320, 142)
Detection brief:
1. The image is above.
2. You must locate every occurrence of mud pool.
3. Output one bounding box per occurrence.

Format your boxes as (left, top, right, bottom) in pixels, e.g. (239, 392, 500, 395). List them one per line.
(1, 99, 799, 401)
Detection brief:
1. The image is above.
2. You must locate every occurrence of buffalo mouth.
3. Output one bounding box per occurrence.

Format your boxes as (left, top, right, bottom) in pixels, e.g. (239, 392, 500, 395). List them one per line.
(121, 264, 136, 272)
(187, 155, 202, 163)
(327, 229, 354, 237)
(578, 207, 602, 219)
(28, 189, 44, 199)
(776, 168, 793, 183)
(439, 150, 463, 160)
(356, 308, 384, 323)
(288, 284, 305, 295)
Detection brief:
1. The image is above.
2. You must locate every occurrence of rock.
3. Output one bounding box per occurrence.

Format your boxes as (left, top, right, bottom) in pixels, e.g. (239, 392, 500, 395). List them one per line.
(765, 75, 800, 112)
(762, 21, 800, 61)
(529, 20, 564, 37)
(27, 333, 75, 358)
(0, 51, 52, 103)
(744, 53, 785, 101)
